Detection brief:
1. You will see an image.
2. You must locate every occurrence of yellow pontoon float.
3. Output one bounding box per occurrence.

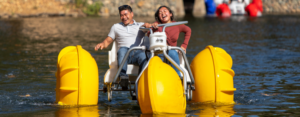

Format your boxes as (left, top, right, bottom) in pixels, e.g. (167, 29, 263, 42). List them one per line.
(55, 21, 236, 114)
(55, 45, 99, 105)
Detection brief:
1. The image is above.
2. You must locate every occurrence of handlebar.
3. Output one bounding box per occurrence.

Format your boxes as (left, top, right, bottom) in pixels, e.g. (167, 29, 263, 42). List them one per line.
(140, 21, 188, 34)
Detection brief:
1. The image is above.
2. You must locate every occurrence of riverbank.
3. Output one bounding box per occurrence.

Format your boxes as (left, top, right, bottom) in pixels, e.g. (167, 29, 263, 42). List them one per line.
(0, 0, 184, 18)
(263, 0, 300, 14)
(0, 0, 85, 18)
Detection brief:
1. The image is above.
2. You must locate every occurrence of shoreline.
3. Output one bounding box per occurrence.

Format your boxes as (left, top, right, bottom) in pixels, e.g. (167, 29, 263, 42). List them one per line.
(1, 13, 300, 19)
(0, 12, 86, 19)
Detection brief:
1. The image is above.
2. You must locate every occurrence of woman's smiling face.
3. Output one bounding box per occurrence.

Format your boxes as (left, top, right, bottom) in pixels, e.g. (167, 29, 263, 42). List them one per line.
(158, 7, 172, 23)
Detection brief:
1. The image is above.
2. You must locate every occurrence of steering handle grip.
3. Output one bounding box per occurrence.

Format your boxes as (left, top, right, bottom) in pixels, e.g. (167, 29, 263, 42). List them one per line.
(139, 21, 188, 34)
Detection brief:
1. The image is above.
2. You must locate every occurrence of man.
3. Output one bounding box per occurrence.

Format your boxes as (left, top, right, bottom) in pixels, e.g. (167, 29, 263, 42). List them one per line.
(95, 5, 152, 89)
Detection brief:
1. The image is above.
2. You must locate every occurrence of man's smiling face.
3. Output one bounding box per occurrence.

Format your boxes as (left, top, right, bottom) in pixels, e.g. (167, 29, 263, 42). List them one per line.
(120, 10, 133, 26)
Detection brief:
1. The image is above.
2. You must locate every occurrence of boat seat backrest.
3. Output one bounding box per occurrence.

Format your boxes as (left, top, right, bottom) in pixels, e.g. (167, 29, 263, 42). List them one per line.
(109, 41, 139, 75)
(108, 41, 117, 68)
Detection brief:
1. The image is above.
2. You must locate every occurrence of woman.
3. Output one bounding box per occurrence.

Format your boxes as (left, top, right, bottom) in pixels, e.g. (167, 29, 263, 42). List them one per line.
(149, 6, 191, 77)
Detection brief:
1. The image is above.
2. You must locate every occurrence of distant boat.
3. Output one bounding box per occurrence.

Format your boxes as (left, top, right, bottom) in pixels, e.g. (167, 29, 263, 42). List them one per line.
(206, 0, 263, 17)
(229, 0, 250, 15)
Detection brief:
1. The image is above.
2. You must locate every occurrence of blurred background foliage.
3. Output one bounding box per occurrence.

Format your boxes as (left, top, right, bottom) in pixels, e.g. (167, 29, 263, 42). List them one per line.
(76, 0, 102, 16)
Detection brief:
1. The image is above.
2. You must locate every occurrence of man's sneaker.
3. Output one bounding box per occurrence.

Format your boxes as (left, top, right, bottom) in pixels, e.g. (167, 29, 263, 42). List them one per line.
(119, 76, 129, 90)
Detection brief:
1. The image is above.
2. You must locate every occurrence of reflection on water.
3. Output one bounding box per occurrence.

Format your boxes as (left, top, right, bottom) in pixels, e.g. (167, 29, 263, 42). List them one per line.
(140, 113, 187, 117)
(55, 106, 99, 117)
(189, 103, 235, 116)
(1, 15, 300, 116)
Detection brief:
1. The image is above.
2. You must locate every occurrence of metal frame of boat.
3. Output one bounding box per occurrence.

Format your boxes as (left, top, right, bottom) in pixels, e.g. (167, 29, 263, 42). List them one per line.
(99, 21, 195, 102)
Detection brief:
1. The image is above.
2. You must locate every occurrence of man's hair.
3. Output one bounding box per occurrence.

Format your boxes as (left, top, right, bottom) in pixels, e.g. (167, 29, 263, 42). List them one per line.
(118, 5, 132, 14)
(155, 6, 174, 23)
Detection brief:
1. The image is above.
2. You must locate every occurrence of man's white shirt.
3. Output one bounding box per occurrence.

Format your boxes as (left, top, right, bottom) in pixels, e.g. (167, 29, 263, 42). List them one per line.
(108, 20, 145, 50)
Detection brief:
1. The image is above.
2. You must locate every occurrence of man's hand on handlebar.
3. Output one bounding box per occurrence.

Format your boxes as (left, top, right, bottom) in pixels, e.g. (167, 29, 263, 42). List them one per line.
(142, 23, 158, 29)
(151, 23, 158, 29)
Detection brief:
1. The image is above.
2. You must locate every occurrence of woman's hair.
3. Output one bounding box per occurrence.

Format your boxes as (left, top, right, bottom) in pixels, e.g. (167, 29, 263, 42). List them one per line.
(154, 6, 174, 23)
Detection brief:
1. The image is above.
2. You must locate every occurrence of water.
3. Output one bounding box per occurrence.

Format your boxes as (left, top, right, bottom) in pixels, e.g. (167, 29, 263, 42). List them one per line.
(0, 15, 300, 116)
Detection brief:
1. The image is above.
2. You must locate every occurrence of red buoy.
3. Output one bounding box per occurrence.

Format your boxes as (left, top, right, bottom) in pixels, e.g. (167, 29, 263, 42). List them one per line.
(252, 0, 263, 12)
(245, 0, 263, 17)
(216, 3, 231, 17)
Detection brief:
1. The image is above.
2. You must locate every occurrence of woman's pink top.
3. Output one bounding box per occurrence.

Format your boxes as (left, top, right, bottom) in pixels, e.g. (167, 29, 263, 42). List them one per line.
(148, 21, 191, 49)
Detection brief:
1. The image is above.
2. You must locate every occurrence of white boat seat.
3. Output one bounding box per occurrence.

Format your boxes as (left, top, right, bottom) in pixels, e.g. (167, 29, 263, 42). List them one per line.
(104, 41, 139, 84)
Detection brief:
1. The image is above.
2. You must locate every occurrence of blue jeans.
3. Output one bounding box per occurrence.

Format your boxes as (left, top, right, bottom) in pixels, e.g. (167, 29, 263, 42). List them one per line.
(117, 47, 147, 77)
(158, 50, 182, 77)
